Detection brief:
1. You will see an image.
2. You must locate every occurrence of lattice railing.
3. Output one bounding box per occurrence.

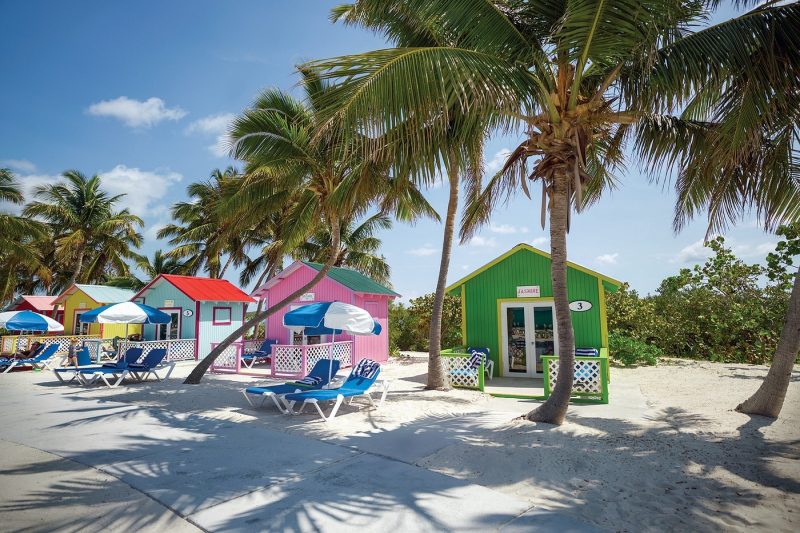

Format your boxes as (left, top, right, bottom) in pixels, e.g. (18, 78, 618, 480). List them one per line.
(272, 345, 303, 377)
(210, 342, 242, 373)
(331, 341, 352, 368)
(440, 349, 483, 390)
(117, 339, 197, 363)
(270, 341, 353, 379)
(243, 339, 265, 353)
(542, 354, 609, 404)
(1, 334, 100, 355)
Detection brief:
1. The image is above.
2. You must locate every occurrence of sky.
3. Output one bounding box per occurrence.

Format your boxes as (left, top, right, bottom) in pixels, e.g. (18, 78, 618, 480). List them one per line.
(0, 0, 776, 302)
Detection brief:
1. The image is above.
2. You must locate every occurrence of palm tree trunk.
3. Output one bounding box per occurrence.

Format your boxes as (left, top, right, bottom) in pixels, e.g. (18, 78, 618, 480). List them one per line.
(68, 246, 86, 286)
(526, 172, 575, 425)
(219, 255, 234, 278)
(427, 157, 459, 390)
(736, 263, 800, 417)
(184, 217, 341, 384)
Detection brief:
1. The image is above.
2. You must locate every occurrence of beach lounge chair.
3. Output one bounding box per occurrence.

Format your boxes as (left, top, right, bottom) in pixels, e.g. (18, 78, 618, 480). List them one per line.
(53, 347, 143, 384)
(52, 347, 92, 383)
(283, 359, 389, 422)
(242, 359, 341, 412)
(0, 344, 59, 374)
(241, 339, 276, 369)
(80, 348, 171, 387)
(467, 346, 494, 380)
(448, 348, 493, 385)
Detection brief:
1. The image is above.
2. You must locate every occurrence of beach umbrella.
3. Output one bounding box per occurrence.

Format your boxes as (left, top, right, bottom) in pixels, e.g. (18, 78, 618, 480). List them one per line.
(79, 302, 173, 359)
(283, 301, 381, 336)
(78, 302, 172, 324)
(283, 301, 381, 381)
(0, 310, 64, 332)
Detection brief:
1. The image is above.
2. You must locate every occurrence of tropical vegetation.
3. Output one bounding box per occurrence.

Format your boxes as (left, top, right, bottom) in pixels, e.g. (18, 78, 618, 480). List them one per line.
(303, 0, 799, 423)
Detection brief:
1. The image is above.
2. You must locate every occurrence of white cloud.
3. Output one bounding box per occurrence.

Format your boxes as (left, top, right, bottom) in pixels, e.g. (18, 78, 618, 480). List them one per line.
(490, 223, 528, 234)
(461, 264, 471, 270)
(672, 238, 713, 264)
(185, 113, 236, 157)
(1, 159, 36, 172)
(88, 96, 187, 128)
(1, 172, 61, 212)
(408, 244, 438, 256)
(734, 241, 777, 258)
(596, 253, 619, 265)
(486, 148, 512, 174)
(100, 165, 183, 217)
(467, 236, 497, 248)
(530, 236, 549, 248)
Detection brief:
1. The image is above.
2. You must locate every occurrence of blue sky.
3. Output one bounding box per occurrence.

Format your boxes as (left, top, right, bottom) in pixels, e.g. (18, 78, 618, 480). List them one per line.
(1, 1, 774, 302)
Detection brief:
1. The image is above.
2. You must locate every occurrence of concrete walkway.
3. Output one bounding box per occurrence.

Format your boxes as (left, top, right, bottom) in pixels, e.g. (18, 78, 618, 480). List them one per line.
(0, 369, 601, 532)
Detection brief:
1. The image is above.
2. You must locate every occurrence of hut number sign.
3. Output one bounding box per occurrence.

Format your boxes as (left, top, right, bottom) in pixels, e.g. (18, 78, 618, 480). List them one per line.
(299, 292, 315, 302)
(516, 286, 541, 298)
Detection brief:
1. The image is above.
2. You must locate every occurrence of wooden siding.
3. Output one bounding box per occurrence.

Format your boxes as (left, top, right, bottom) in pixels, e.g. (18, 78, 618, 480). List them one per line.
(137, 278, 196, 341)
(197, 301, 246, 358)
(260, 263, 391, 361)
(459, 248, 604, 375)
(60, 289, 141, 338)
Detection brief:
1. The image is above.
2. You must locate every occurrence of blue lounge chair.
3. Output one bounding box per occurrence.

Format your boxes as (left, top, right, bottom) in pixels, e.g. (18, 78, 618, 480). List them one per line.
(241, 339, 276, 369)
(0, 344, 59, 373)
(242, 359, 341, 412)
(80, 348, 171, 387)
(53, 347, 143, 384)
(283, 359, 389, 422)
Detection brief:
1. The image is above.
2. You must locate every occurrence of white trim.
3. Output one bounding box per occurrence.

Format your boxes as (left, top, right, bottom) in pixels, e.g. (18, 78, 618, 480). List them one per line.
(500, 302, 558, 378)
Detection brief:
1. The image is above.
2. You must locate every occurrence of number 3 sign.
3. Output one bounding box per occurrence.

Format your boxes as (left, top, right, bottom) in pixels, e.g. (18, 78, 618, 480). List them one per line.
(569, 300, 592, 312)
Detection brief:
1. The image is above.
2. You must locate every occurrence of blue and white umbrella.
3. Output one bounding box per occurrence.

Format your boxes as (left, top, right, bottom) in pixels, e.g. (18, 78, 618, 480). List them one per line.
(283, 301, 381, 381)
(79, 302, 172, 324)
(283, 301, 381, 336)
(0, 310, 64, 332)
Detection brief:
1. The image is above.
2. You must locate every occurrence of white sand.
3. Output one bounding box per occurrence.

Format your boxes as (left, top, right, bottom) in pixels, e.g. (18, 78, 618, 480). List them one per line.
(3, 355, 798, 531)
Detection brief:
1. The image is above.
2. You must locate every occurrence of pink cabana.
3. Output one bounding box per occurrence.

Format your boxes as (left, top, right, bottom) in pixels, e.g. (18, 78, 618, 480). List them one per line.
(251, 261, 398, 376)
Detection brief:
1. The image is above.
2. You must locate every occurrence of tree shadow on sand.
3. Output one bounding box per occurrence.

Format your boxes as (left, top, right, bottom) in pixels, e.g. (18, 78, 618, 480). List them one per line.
(9, 371, 799, 532)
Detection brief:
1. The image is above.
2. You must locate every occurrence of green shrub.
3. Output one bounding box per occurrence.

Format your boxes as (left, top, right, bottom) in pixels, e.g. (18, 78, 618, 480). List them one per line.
(609, 332, 661, 367)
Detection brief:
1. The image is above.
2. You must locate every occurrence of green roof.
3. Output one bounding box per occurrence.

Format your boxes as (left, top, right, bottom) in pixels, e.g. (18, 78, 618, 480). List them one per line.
(75, 284, 136, 303)
(303, 262, 400, 297)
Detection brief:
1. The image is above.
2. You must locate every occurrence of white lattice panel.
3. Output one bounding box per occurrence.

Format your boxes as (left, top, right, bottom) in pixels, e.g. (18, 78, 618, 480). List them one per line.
(305, 344, 331, 372)
(331, 341, 352, 367)
(1, 336, 16, 353)
(441, 356, 479, 389)
(243, 339, 264, 353)
(166, 340, 197, 361)
(118, 339, 197, 363)
(547, 358, 602, 394)
(273, 345, 303, 375)
(214, 344, 240, 369)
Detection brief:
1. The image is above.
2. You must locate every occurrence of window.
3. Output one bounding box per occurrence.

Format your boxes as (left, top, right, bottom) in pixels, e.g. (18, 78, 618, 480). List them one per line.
(73, 311, 89, 335)
(157, 309, 181, 340)
(213, 307, 232, 325)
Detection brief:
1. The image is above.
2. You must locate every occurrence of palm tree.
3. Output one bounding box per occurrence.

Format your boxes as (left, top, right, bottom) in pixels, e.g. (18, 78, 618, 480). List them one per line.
(0, 169, 48, 304)
(634, 2, 800, 418)
(183, 68, 436, 384)
(23, 170, 143, 287)
(106, 250, 187, 290)
(294, 213, 393, 285)
(330, 4, 486, 389)
(305, 0, 795, 424)
(159, 167, 246, 278)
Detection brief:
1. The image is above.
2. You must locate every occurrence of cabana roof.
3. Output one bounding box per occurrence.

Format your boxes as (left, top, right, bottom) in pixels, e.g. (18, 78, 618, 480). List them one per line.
(133, 274, 255, 303)
(53, 284, 137, 305)
(446, 243, 623, 294)
(251, 260, 400, 299)
(7, 295, 58, 312)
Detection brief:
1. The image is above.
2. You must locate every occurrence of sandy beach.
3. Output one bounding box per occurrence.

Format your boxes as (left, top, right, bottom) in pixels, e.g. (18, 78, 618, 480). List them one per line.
(1, 356, 798, 532)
